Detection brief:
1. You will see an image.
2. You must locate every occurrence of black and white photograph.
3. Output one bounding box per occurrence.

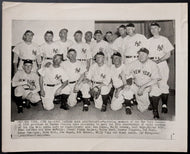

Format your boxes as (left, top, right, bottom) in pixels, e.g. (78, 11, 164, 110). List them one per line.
(2, 2, 187, 152)
(11, 20, 175, 121)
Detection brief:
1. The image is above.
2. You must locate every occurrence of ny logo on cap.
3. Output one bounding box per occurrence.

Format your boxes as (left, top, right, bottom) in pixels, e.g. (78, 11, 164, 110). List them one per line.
(55, 74, 61, 80)
(157, 44, 163, 51)
(53, 48, 58, 54)
(75, 68, 81, 73)
(135, 41, 141, 47)
(101, 73, 106, 79)
(82, 48, 87, 54)
(32, 50, 37, 56)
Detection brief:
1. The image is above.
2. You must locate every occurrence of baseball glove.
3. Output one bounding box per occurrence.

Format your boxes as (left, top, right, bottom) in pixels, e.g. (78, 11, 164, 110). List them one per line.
(89, 86, 101, 99)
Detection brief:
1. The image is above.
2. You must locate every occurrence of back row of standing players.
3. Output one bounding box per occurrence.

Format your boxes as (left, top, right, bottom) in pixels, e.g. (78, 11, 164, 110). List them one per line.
(12, 22, 174, 119)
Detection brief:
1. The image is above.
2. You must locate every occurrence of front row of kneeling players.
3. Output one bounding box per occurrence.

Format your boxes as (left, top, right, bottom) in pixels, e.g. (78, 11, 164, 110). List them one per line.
(12, 47, 163, 119)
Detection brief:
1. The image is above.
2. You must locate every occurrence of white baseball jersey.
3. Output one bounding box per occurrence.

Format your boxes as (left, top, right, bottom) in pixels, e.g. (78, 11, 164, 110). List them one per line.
(13, 41, 40, 61)
(70, 42, 92, 60)
(87, 63, 111, 86)
(123, 33, 148, 56)
(39, 41, 61, 59)
(148, 35, 174, 58)
(54, 39, 74, 59)
(91, 40, 109, 58)
(12, 70, 40, 94)
(38, 65, 68, 85)
(111, 64, 125, 88)
(126, 59, 161, 87)
(61, 60, 86, 82)
(112, 36, 126, 53)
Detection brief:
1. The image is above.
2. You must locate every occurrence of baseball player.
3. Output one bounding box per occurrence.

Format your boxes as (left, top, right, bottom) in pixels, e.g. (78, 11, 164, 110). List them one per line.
(70, 30, 92, 71)
(112, 25, 127, 59)
(83, 51, 111, 112)
(123, 23, 148, 65)
(13, 30, 41, 74)
(105, 31, 117, 67)
(61, 48, 87, 108)
(125, 48, 161, 119)
(39, 31, 61, 67)
(91, 30, 109, 64)
(38, 54, 69, 111)
(12, 59, 41, 113)
(85, 31, 94, 45)
(148, 22, 174, 113)
(110, 52, 135, 114)
(54, 28, 74, 61)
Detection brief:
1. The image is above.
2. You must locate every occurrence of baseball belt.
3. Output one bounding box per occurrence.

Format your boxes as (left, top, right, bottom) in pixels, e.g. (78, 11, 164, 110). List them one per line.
(44, 83, 60, 87)
(91, 81, 102, 84)
(149, 57, 160, 60)
(22, 59, 36, 62)
(69, 81, 77, 84)
(45, 57, 53, 60)
(125, 56, 138, 58)
(77, 59, 87, 61)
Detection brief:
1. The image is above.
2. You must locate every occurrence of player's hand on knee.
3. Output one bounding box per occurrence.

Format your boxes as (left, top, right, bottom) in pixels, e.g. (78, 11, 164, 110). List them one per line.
(44, 62, 52, 68)
(55, 88, 62, 96)
(40, 89, 45, 97)
(26, 92, 33, 99)
(137, 87, 145, 96)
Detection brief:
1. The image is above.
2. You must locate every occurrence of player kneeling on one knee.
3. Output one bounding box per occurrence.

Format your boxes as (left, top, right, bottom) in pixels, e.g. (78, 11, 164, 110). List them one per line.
(83, 51, 111, 112)
(12, 60, 41, 113)
(61, 48, 89, 109)
(38, 54, 69, 111)
(110, 52, 134, 114)
(125, 48, 162, 119)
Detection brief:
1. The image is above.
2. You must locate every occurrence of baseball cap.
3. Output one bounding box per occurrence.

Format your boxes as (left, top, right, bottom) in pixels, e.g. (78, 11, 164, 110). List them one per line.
(126, 23, 135, 28)
(137, 48, 149, 55)
(95, 51, 105, 56)
(67, 48, 76, 54)
(23, 59, 33, 65)
(94, 30, 103, 35)
(150, 22, 160, 27)
(45, 30, 54, 36)
(74, 30, 83, 35)
(112, 52, 122, 58)
(24, 30, 34, 35)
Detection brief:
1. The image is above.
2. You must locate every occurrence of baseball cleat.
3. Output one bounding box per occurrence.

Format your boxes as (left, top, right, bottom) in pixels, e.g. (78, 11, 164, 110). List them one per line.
(148, 104, 153, 110)
(101, 104, 107, 112)
(17, 106, 23, 113)
(25, 100, 31, 109)
(83, 104, 88, 112)
(153, 110, 160, 119)
(60, 103, 69, 110)
(161, 107, 168, 113)
(125, 107, 132, 115)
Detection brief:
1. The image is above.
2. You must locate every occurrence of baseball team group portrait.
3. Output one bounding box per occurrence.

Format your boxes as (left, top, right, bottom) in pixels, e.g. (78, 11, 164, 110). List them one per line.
(11, 20, 175, 121)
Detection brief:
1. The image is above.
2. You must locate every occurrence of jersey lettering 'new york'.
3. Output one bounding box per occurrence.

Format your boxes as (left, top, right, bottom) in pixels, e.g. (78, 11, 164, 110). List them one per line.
(126, 59, 160, 86)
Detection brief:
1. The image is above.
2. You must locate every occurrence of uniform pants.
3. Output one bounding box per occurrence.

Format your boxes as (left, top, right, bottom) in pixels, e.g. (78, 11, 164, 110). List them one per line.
(41, 84, 61, 110)
(14, 86, 41, 103)
(158, 61, 169, 94)
(111, 87, 134, 111)
(123, 84, 161, 112)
